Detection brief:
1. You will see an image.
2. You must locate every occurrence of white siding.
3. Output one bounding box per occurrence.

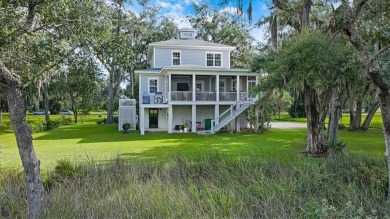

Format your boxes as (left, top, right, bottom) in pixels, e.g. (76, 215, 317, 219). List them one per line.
(154, 48, 230, 68)
(140, 75, 166, 94)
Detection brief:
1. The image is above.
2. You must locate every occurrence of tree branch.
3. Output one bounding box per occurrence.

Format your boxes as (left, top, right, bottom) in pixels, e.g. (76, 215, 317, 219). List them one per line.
(0, 60, 22, 89)
(372, 44, 390, 62)
(0, 1, 42, 48)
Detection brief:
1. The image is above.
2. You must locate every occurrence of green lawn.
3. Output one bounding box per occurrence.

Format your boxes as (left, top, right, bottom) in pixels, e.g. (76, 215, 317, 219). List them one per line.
(0, 112, 385, 170)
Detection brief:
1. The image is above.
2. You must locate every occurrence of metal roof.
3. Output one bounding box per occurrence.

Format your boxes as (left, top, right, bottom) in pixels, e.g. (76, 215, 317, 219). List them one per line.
(149, 39, 235, 49)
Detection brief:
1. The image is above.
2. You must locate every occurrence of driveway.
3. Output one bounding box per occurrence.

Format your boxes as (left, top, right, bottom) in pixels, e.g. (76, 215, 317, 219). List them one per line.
(269, 122, 307, 129)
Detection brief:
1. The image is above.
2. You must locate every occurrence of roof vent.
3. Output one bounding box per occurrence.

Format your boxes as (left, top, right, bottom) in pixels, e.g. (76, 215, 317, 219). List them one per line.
(178, 28, 196, 39)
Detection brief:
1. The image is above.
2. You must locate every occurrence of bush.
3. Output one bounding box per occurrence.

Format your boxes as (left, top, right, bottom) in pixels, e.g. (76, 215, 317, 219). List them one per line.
(122, 123, 131, 133)
(96, 116, 119, 125)
(28, 116, 73, 133)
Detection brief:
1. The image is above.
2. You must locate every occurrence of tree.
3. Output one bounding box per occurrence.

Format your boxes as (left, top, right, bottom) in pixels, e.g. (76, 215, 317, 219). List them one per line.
(60, 51, 102, 123)
(0, 88, 5, 124)
(88, 1, 135, 124)
(189, 4, 255, 68)
(335, 0, 390, 191)
(0, 0, 99, 217)
(264, 29, 352, 155)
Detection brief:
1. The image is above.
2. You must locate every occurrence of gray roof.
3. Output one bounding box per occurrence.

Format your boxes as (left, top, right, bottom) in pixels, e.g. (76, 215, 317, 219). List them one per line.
(149, 39, 235, 49)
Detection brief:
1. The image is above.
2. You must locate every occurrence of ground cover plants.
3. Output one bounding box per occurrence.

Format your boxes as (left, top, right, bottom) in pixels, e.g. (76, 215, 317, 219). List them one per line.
(1, 154, 389, 218)
(0, 113, 388, 217)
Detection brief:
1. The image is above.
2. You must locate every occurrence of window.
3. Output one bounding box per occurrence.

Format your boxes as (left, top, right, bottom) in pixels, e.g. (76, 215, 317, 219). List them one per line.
(148, 78, 158, 94)
(172, 51, 180, 65)
(196, 80, 204, 92)
(206, 52, 222, 67)
(219, 79, 226, 92)
(181, 31, 194, 38)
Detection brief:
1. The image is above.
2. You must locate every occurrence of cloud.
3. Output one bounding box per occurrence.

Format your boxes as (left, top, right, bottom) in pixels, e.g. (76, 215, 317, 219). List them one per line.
(184, 0, 202, 5)
(220, 6, 238, 15)
(154, 0, 193, 28)
(251, 25, 268, 44)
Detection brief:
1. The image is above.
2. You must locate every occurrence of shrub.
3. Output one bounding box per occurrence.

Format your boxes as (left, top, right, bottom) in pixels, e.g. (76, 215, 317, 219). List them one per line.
(122, 123, 131, 133)
(28, 116, 73, 133)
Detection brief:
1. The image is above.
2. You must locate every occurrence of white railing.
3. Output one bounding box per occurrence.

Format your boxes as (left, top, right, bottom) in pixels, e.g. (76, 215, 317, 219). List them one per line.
(212, 103, 236, 131)
(196, 92, 216, 101)
(219, 92, 237, 101)
(171, 91, 192, 101)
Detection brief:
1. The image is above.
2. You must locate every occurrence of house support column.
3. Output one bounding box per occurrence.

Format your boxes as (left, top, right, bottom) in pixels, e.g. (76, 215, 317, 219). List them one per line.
(192, 74, 196, 101)
(140, 107, 145, 135)
(192, 104, 196, 133)
(214, 105, 219, 124)
(236, 116, 241, 132)
(216, 75, 220, 101)
(236, 75, 240, 101)
(168, 105, 173, 133)
(168, 74, 172, 102)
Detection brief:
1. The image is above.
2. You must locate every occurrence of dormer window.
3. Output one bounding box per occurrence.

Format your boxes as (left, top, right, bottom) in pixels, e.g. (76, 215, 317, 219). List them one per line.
(172, 51, 181, 65)
(206, 52, 222, 67)
(181, 31, 194, 38)
(178, 28, 196, 39)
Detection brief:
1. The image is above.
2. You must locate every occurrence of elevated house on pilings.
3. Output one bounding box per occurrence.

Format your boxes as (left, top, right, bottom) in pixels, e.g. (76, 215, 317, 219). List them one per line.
(135, 28, 259, 135)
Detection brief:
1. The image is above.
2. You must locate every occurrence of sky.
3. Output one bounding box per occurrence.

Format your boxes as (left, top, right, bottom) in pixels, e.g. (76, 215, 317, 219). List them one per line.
(128, 0, 271, 43)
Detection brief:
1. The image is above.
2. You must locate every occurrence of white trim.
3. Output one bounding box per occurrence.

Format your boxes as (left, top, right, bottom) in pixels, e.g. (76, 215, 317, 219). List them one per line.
(148, 77, 159, 94)
(153, 47, 156, 68)
(149, 44, 235, 51)
(205, 52, 223, 67)
(228, 51, 231, 69)
(171, 50, 181, 66)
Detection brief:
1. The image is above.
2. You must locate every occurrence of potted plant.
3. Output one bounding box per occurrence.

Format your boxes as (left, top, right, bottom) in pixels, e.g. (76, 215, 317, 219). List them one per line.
(183, 121, 188, 133)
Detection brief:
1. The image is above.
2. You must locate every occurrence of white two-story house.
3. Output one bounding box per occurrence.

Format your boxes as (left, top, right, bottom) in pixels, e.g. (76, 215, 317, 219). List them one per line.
(135, 28, 259, 135)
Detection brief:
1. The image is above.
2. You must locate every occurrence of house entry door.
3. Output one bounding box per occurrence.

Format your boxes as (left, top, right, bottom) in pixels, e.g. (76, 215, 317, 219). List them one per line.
(149, 109, 158, 128)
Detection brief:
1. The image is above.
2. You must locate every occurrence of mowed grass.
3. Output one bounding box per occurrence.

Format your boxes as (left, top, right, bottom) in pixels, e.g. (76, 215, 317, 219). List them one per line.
(1, 112, 389, 218)
(0, 112, 386, 170)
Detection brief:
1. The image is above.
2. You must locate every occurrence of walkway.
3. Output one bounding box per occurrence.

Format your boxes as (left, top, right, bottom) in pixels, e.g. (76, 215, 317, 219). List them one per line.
(269, 122, 306, 129)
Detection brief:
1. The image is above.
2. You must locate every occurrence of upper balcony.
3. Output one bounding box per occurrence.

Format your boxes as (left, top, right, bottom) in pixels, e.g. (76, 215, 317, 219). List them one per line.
(140, 74, 258, 105)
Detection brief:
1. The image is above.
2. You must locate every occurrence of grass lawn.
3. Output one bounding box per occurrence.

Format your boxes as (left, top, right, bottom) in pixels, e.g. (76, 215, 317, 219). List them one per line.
(1, 112, 389, 218)
(0, 112, 386, 170)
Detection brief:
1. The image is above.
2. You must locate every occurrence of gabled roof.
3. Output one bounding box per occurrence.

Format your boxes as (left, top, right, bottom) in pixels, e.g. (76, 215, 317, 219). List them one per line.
(149, 39, 235, 49)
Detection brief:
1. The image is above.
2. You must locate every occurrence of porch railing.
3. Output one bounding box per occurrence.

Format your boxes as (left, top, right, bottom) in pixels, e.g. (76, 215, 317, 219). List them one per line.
(171, 91, 192, 101)
(196, 92, 216, 101)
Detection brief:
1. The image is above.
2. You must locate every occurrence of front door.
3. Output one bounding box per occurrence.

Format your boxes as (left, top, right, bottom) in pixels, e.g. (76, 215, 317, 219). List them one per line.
(149, 109, 158, 128)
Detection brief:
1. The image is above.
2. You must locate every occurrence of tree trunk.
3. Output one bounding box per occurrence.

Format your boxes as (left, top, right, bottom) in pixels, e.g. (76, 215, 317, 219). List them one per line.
(70, 94, 78, 124)
(106, 84, 116, 124)
(378, 91, 390, 194)
(0, 62, 44, 218)
(34, 80, 41, 111)
(349, 100, 363, 130)
(0, 107, 2, 124)
(327, 87, 340, 143)
(361, 101, 380, 130)
(300, 0, 312, 29)
(305, 82, 325, 155)
(43, 79, 50, 122)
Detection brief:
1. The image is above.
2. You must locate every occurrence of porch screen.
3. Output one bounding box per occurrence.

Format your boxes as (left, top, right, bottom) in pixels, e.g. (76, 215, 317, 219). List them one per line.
(177, 83, 189, 91)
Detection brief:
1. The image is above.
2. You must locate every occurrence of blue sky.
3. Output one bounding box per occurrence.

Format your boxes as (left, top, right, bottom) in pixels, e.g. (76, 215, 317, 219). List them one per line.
(128, 0, 271, 42)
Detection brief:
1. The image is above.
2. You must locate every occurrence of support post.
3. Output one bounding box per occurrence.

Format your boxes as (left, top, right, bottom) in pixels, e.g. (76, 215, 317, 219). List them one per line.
(214, 105, 219, 124)
(168, 105, 173, 133)
(140, 107, 145, 135)
(237, 75, 240, 101)
(168, 74, 172, 102)
(192, 104, 196, 132)
(192, 74, 196, 101)
(216, 75, 220, 101)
